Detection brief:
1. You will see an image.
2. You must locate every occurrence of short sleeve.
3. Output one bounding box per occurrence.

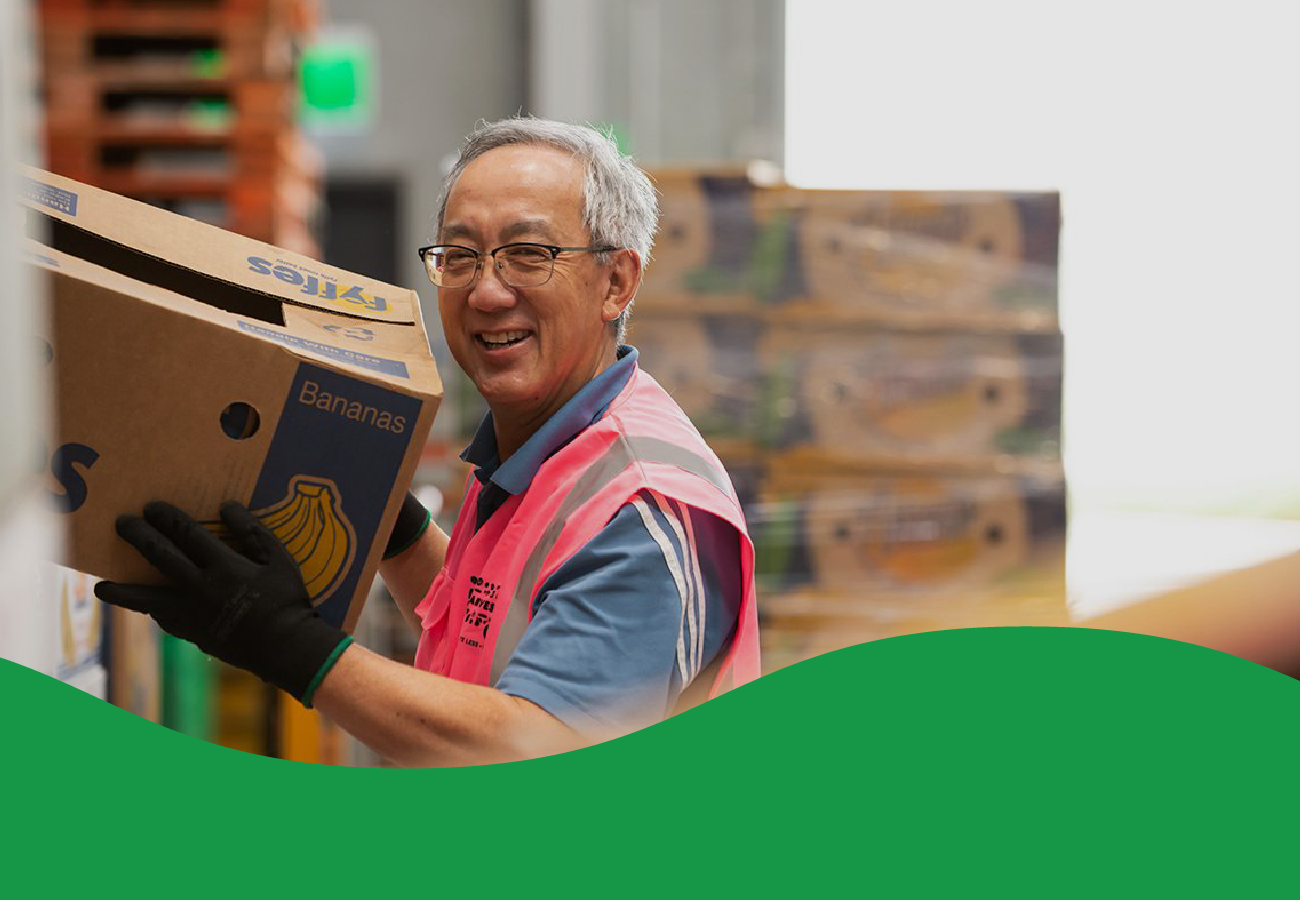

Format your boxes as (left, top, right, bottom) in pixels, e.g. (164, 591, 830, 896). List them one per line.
(493, 490, 743, 735)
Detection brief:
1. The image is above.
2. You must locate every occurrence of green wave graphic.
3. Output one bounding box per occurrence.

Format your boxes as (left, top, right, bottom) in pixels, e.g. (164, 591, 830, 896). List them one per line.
(4, 627, 1299, 895)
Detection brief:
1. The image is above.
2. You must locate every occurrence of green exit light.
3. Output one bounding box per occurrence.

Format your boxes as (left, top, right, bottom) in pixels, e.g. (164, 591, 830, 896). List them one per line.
(298, 31, 375, 131)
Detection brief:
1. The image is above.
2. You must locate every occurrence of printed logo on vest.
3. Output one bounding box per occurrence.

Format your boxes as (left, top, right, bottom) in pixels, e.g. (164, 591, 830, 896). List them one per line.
(461, 575, 500, 648)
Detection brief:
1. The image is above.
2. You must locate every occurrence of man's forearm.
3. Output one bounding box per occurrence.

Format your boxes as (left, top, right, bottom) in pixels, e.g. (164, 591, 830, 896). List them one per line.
(377, 522, 451, 635)
(312, 642, 584, 767)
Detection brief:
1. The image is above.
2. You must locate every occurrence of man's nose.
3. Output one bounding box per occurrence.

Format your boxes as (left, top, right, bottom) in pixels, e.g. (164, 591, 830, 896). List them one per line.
(466, 260, 517, 312)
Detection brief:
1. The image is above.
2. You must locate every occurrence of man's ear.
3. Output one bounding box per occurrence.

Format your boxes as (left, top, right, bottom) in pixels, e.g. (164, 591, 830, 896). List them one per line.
(601, 250, 642, 324)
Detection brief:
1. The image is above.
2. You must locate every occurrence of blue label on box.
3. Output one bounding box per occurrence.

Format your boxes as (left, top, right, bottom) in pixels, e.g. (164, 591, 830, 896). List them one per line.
(238, 320, 410, 378)
(21, 176, 78, 216)
(247, 362, 423, 628)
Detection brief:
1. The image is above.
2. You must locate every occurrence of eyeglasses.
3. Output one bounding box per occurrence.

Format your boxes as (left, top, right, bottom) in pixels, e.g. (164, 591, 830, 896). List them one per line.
(416, 242, 619, 289)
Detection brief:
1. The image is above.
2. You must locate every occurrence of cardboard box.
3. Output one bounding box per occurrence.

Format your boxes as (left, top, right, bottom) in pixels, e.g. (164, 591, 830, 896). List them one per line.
(638, 168, 798, 312)
(20, 167, 442, 631)
(751, 462, 1066, 602)
(758, 585, 1069, 674)
(760, 324, 1063, 464)
(626, 311, 765, 442)
(639, 173, 1060, 330)
(791, 190, 1060, 329)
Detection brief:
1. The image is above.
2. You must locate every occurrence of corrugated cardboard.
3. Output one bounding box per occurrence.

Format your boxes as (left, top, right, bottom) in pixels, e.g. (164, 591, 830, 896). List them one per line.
(20, 167, 443, 632)
(753, 461, 1067, 602)
(759, 324, 1063, 464)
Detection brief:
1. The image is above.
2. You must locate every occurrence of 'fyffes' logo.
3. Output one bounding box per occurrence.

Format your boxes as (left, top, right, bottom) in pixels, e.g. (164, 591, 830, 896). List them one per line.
(206, 476, 357, 605)
(246, 256, 390, 313)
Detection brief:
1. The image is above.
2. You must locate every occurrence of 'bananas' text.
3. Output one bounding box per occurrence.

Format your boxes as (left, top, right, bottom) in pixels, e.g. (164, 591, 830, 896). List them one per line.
(298, 380, 407, 434)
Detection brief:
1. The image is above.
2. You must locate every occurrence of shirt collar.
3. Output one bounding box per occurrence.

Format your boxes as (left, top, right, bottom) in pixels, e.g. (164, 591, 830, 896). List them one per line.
(460, 345, 638, 495)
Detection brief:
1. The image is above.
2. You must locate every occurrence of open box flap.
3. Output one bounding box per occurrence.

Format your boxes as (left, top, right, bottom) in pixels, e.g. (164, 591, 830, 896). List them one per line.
(23, 239, 442, 397)
(19, 166, 418, 324)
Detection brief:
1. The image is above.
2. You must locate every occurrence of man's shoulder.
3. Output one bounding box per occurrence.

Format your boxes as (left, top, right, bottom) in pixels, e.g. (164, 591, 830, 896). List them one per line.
(576, 370, 733, 486)
(534, 488, 744, 612)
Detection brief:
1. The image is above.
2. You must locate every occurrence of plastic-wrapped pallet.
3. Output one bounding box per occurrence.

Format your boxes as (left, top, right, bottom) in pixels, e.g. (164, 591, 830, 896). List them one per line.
(759, 324, 1063, 465)
(751, 460, 1066, 601)
(639, 167, 797, 311)
(627, 312, 765, 445)
(791, 190, 1060, 330)
(749, 458, 1068, 670)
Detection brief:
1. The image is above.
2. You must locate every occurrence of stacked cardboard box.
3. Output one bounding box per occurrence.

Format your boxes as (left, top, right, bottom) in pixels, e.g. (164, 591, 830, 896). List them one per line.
(38, 0, 320, 255)
(634, 170, 1066, 672)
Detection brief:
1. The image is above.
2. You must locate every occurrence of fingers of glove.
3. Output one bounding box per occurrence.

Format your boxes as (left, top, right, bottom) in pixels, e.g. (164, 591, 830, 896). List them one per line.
(94, 580, 181, 618)
(115, 513, 203, 586)
(218, 501, 294, 569)
(141, 500, 235, 570)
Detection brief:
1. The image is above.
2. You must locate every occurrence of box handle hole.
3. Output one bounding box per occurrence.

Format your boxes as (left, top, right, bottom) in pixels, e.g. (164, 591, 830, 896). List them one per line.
(220, 402, 260, 440)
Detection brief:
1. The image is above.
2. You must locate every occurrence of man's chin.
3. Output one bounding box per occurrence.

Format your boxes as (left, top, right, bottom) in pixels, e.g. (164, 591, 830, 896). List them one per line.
(475, 378, 539, 410)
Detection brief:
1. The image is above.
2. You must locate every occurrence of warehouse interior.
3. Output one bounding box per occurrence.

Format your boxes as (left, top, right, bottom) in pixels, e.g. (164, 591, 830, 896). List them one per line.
(3, 0, 1299, 765)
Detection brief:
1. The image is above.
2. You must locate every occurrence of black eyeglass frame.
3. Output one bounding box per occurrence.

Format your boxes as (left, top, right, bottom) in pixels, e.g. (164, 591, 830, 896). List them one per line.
(416, 241, 620, 288)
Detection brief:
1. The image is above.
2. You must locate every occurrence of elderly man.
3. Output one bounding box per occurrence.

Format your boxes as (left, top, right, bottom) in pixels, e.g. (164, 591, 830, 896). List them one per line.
(95, 117, 760, 766)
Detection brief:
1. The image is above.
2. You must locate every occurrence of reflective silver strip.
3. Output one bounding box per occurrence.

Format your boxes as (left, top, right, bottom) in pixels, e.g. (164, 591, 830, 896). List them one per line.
(487, 433, 730, 683)
(631, 496, 691, 684)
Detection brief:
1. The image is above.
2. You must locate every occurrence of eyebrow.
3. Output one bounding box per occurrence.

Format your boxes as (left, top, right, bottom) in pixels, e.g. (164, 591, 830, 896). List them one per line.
(440, 219, 556, 245)
(439, 223, 475, 243)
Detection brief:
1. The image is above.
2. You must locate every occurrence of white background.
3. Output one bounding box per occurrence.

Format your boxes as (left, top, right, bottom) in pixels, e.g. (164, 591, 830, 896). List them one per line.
(786, 0, 1300, 510)
(785, 0, 1300, 609)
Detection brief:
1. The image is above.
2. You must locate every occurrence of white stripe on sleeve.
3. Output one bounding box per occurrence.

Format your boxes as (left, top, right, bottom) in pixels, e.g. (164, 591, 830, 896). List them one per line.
(648, 490, 703, 682)
(631, 496, 690, 684)
(675, 497, 708, 678)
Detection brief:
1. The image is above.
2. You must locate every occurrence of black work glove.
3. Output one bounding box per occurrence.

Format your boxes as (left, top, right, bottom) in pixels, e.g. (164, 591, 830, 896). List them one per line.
(94, 500, 352, 707)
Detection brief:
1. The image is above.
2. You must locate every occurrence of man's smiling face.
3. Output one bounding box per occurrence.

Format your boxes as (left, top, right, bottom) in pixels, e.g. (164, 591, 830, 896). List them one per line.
(438, 144, 621, 444)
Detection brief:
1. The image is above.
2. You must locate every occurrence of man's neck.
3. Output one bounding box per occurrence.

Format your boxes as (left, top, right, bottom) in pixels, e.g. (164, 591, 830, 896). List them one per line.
(491, 343, 620, 462)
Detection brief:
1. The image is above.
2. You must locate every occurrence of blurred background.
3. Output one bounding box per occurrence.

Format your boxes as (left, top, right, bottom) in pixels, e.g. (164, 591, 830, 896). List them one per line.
(2, 0, 1298, 764)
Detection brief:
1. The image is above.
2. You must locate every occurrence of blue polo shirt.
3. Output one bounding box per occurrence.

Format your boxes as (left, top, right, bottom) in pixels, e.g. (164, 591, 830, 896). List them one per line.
(461, 345, 743, 734)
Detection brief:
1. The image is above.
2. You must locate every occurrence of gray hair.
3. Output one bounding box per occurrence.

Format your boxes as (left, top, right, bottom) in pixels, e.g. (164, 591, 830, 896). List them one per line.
(435, 116, 658, 343)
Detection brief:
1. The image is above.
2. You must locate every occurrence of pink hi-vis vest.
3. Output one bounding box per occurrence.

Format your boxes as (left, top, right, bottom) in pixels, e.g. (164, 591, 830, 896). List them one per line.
(412, 364, 760, 704)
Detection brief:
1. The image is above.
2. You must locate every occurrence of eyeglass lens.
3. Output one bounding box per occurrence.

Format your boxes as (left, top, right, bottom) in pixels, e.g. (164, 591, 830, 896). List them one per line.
(427, 245, 555, 288)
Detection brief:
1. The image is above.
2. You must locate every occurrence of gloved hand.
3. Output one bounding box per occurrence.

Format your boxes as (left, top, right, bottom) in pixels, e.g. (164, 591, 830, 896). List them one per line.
(94, 500, 352, 707)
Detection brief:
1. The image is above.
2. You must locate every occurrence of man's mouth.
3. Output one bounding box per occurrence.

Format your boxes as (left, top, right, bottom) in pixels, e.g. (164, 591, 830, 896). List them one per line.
(476, 330, 531, 349)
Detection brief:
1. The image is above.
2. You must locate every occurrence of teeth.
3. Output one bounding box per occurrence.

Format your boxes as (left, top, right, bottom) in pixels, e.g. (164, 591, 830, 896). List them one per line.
(481, 330, 528, 346)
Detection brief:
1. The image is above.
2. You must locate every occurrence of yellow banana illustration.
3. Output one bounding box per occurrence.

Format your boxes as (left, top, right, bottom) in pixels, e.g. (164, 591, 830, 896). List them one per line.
(203, 476, 356, 606)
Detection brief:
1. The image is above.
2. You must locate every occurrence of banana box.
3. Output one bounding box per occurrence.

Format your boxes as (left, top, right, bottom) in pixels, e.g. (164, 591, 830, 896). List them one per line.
(760, 323, 1063, 464)
(627, 311, 765, 442)
(750, 462, 1067, 604)
(639, 167, 801, 311)
(19, 167, 443, 632)
(758, 586, 1068, 673)
(789, 190, 1060, 330)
